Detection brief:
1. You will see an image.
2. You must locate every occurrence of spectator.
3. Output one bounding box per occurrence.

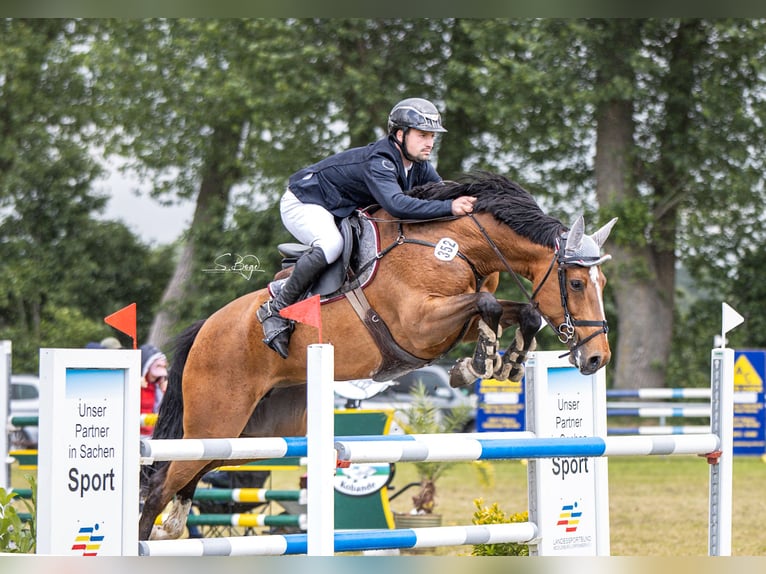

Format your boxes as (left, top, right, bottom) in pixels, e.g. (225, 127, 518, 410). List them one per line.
(100, 336, 123, 349)
(140, 344, 168, 437)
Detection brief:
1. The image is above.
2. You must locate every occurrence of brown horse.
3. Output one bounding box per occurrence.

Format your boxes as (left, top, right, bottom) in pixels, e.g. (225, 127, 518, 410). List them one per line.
(138, 172, 617, 540)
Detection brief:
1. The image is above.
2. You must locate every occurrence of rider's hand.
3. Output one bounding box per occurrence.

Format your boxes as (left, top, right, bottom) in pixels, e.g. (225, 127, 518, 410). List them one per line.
(451, 196, 477, 216)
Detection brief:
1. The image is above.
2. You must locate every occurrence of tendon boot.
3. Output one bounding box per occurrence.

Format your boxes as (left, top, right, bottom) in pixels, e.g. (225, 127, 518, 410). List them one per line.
(257, 246, 329, 359)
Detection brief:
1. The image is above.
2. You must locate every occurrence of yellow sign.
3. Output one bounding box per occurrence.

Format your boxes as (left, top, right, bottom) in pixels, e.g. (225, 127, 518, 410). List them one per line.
(734, 354, 764, 393)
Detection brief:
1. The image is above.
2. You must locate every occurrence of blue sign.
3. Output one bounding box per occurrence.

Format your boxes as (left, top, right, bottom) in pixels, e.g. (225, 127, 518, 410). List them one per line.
(476, 377, 525, 432)
(733, 350, 766, 456)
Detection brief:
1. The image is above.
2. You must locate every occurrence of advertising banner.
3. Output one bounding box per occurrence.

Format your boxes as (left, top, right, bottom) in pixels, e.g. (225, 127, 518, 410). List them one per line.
(733, 349, 766, 457)
(526, 351, 609, 556)
(37, 349, 140, 556)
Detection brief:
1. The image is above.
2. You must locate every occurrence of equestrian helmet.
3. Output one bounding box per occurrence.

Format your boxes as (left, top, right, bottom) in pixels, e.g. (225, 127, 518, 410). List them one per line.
(387, 98, 447, 134)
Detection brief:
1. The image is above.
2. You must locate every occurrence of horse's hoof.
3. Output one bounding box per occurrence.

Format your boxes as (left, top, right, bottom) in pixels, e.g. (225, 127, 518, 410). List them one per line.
(449, 358, 478, 388)
(149, 525, 174, 540)
(492, 362, 511, 382)
(509, 364, 525, 382)
(151, 498, 192, 540)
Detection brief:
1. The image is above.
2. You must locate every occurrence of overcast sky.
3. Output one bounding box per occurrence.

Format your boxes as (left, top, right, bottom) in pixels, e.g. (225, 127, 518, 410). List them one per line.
(96, 168, 195, 246)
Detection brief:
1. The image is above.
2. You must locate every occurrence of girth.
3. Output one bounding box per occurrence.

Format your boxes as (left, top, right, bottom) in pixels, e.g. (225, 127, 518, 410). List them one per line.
(344, 220, 486, 381)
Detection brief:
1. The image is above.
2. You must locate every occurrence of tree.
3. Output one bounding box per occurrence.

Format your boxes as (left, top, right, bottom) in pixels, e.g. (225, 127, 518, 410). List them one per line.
(87, 19, 458, 347)
(0, 20, 172, 371)
(0, 19, 102, 370)
(87, 20, 335, 346)
(9, 18, 762, 388)
(449, 19, 766, 388)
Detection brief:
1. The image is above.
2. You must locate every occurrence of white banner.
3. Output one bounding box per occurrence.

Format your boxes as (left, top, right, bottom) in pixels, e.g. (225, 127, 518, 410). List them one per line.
(37, 349, 140, 556)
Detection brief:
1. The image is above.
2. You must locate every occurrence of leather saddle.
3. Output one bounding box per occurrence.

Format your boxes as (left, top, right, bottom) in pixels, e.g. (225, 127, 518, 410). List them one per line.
(268, 210, 380, 301)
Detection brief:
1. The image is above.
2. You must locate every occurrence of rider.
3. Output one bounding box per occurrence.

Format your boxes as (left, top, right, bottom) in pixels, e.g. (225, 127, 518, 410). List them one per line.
(258, 97, 477, 359)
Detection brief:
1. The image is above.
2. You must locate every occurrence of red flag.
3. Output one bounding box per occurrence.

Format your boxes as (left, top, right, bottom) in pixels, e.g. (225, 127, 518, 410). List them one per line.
(104, 303, 137, 349)
(280, 295, 322, 343)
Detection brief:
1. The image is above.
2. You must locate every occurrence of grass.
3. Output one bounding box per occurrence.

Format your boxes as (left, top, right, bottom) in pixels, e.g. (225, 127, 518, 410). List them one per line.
(384, 455, 766, 556)
(10, 454, 766, 556)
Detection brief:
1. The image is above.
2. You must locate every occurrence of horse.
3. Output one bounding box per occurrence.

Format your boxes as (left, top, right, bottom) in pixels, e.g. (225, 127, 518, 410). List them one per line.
(138, 172, 617, 540)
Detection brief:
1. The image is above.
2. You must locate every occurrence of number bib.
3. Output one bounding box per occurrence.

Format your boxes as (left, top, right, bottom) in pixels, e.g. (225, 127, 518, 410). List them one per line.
(434, 237, 459, 261)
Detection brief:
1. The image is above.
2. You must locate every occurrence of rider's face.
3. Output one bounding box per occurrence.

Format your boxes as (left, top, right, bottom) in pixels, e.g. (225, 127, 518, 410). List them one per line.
(399, 129, 437, 162)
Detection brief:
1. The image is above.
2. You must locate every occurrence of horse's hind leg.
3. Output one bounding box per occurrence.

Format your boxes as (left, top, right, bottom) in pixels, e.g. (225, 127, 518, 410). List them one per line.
(138, 459, 217, 540)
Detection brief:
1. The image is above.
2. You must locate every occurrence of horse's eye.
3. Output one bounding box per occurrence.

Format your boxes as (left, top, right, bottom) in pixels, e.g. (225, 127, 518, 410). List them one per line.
(569, 279, 584, 292)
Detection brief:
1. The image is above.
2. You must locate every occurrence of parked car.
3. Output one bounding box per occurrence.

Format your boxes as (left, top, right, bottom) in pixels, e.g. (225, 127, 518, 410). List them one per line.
(9, 374, 40, 449)
(335, 365, 477, 433)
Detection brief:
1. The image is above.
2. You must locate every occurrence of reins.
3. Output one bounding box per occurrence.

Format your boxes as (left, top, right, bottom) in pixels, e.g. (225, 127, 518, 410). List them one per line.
(467, 213, 609, 359)
(358, 209, 609, 362)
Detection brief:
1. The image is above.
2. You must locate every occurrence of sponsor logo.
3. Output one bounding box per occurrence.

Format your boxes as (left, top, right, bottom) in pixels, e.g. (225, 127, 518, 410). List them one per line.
(71, 523, 104, 556)
(556, 501, 582, 533)
(334, 463, 391, 496)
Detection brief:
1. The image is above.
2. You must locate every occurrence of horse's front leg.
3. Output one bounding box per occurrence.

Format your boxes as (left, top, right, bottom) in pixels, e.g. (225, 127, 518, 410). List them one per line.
(448, 292, 503, 388)
(494, 301, 542, 382)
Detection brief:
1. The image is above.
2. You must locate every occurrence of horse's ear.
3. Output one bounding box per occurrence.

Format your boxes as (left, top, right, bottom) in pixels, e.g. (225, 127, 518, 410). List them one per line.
(565, 215, 585, 256)
(591, 217, 618, 248)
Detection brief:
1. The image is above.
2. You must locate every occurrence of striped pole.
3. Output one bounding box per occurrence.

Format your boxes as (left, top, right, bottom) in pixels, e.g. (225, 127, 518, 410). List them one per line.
(607, 388, 711, 399)
(139, 431, 535, 463)
(607, 405, 711, 418)
(139, 436, 308, 463)
(138, 522, 537, 556)
(8, 415, 38, 428)
(608, 425, 711, 436)
(192, 488, 306, 504)
(335, 433, 719, 464)
(185, 513, 306, 530)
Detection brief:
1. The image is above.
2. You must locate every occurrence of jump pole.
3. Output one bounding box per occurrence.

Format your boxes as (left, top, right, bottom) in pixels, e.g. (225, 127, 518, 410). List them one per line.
(306, 343, 335, 556)
(709, 346, 733, 555)
(709, 301, 743, 556)
(0, 340, 10, 491)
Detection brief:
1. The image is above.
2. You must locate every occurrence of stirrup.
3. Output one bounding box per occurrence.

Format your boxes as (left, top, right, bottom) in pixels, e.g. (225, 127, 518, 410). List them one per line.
(256, 300, 278, 323)
(258, 300, 294, 359)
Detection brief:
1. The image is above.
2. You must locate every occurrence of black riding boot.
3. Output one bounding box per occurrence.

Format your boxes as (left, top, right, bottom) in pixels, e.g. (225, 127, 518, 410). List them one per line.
(257, 246, 328, 359)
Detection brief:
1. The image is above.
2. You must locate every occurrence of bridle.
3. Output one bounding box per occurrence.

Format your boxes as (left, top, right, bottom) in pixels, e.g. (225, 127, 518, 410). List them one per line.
(468, 214, 609, 358)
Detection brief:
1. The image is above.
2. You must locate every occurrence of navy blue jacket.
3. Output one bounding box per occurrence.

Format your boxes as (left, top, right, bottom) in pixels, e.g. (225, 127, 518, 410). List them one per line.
(288, 135, 452, 219)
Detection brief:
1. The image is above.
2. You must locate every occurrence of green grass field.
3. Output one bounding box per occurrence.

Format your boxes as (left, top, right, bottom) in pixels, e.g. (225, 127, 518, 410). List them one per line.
(10, 454, 766, 556)
(385, 455, 766, 556)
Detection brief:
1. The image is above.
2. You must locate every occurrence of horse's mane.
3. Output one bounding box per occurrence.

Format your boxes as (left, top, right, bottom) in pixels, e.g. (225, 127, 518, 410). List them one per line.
(407, 172, 564, 247)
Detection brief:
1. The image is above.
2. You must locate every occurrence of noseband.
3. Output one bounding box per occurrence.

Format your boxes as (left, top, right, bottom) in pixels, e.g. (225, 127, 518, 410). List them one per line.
(552, 239, 609, 351)
(468, 214, 609, 358)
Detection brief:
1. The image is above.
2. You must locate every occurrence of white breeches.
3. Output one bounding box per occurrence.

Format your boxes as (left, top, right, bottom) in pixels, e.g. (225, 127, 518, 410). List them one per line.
(280, 189, 344, 264)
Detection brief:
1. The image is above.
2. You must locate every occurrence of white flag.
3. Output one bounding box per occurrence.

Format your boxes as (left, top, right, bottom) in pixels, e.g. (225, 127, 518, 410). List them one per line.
(722, 302, 744, 335)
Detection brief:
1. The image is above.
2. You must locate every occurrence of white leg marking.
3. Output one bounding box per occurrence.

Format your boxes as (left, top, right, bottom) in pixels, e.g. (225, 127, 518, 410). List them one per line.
(150, 498, 192, 540)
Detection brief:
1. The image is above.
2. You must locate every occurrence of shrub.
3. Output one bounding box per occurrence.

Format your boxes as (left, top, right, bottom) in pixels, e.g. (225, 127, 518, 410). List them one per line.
(470, 498, 529, 556)
(0, 475, 37, 553)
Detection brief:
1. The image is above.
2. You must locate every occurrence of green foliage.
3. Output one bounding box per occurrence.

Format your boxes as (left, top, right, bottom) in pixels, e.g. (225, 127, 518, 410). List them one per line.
(0, 476, 36, 554)
(0, 217, 174, 372)
(2, 18, 766, 387)
(471, 499, 529, 556)
(666, 296, 723, 388)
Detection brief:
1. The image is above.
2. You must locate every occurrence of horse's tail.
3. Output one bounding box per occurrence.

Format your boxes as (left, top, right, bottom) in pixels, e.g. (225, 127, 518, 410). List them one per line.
(140, 319, 205, 494)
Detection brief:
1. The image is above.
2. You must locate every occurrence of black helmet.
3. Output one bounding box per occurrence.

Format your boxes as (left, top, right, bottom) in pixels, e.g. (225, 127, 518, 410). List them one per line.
(387, 98, 447, 134)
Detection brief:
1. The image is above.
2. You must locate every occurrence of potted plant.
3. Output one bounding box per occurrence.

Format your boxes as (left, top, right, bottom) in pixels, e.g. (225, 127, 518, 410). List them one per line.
(392, 381, 476, 528)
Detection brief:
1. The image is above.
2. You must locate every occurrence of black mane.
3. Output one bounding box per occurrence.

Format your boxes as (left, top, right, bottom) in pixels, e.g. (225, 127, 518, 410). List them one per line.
(407, 172, 564, 247)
